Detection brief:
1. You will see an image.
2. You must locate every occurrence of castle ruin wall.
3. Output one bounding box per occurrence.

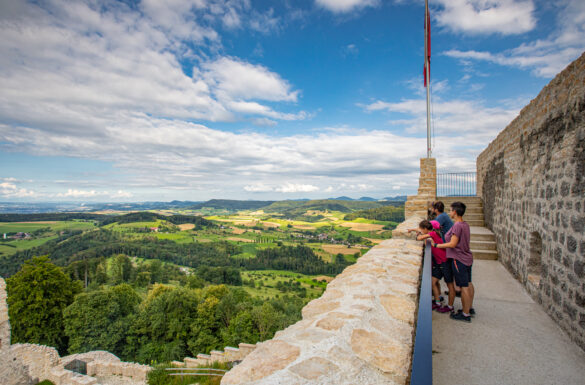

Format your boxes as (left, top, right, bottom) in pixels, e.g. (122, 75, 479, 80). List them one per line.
(477, 51, 585, 350)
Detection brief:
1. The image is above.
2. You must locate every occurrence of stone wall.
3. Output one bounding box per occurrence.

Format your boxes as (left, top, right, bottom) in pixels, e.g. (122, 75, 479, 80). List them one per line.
(221, 219, 424, 385)
(0, 276, 151, 385)
(477, 51, 585, 350)
(0, 277, 9, 351)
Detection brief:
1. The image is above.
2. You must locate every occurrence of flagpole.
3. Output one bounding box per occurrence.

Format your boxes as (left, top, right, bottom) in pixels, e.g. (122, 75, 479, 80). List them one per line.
(425, 0, 431, 158)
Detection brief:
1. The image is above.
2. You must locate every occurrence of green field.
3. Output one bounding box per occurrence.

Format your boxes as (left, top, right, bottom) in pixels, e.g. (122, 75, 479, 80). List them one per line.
(0, 221, 97, 257)
(0, 220, 96, 233)
(240, 270, 328, 299)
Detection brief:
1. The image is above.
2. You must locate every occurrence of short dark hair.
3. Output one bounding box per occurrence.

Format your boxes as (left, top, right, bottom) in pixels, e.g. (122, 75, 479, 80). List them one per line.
(419, 219, 433, 230)
(433, 201, 445, 213)
(451, 202, 466, 217)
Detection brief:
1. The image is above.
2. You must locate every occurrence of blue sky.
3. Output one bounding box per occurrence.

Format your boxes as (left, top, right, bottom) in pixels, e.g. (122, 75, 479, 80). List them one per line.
(1, 0, 583, 202)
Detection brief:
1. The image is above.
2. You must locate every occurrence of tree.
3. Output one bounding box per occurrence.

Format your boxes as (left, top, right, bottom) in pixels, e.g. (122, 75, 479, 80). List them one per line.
(6, 256, 82, 353)
(64, 284, 140, 356)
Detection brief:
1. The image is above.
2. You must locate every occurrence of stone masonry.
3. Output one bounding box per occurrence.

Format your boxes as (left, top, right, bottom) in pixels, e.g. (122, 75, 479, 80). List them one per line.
(0, 276, 151, 385)
(221, 218, 424, 385)
(405, 158, 436, 219)
(1, 277, 9, 351)
(476, 51, 585, 350)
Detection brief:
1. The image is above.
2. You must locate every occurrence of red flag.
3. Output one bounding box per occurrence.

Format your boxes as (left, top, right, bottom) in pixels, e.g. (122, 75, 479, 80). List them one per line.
(423, 2, 431, 87)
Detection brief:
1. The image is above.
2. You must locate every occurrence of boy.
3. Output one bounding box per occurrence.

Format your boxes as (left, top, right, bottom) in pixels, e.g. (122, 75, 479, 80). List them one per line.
(431, 202, 475, 322)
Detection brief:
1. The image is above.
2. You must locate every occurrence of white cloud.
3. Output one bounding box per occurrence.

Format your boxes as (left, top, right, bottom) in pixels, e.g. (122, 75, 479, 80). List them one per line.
(435, 0, 536, 35)
(201, 57, 299, 102)
(316, 0, 380, 14)
(0, 0, 304, 134)
(57, 189, 103, 198)
(244, 184, 274, 192)
(111, 190, 134, 199)
(275, 183, 320, 193)
(443, 0, 585, 78)
(0, 182, 36, 198)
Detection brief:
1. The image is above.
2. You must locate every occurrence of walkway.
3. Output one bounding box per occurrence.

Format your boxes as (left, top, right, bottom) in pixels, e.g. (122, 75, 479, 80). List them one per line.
(432, 260, 585, 385)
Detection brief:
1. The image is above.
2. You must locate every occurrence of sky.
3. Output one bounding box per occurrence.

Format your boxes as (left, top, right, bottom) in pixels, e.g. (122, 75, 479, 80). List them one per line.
(0, 0, 584, 202)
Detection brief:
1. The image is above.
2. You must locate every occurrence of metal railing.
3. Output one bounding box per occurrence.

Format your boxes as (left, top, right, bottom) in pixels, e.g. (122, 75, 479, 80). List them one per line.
(437, 172, 476, 196)
(410, 242, 432, 385)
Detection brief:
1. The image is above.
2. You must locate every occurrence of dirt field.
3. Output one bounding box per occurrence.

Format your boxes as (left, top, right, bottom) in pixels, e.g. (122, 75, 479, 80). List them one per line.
(293, 225, 314, 230)
(178, 223, 195, 231)
(314, 275, 334, 283)
(196, 238, 212, 242)
(230, 227, 246, 234)
(322, 244, 362, 255)
(227, 237, 255, 243)
(340, 222, 385, 232)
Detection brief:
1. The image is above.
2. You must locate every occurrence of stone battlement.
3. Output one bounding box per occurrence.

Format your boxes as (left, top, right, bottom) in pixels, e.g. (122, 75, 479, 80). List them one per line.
(221, 221, 425, 385)
(477, 51, 585, 350)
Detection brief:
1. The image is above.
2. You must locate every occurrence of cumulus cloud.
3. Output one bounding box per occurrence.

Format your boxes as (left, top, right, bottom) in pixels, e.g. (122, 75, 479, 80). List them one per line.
(435, 0, 536, 35)
(443, 0, 585, 77)
(0, 182, 37, 198)
(0, 0, 304, 135)
(316, 0, 380, 14)
(363, 95, 524, 170)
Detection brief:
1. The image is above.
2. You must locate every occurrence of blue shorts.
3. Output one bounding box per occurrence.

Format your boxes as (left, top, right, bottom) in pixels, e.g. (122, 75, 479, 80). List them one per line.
(432, 260, 454, 283)
(452, 259, 472, 287)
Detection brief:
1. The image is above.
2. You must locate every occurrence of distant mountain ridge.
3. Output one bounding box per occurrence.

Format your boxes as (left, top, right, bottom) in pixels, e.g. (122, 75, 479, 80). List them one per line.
(0, 196, 406, 214)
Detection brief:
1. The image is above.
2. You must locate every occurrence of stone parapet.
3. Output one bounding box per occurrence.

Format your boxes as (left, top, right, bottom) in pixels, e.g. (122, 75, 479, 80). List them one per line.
(221, 235, 424, 385)
(476, 51, 585, 350)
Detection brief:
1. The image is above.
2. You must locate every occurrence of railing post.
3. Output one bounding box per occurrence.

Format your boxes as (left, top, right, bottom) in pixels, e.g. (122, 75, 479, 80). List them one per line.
(410, 242, 432, 385)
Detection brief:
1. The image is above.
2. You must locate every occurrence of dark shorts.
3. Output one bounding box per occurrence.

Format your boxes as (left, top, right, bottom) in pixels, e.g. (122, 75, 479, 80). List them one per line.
(452, 259, 472, 287)
(432, 260, 454, 283)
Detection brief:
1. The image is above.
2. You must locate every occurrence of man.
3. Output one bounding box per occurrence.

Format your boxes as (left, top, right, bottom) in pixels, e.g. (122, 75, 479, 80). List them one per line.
(433, 201, 453, 241)
(431, 201, 475, 322)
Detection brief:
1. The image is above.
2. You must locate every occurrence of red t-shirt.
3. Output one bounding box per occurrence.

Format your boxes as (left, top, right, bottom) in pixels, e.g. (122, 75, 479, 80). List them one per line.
(429, 231, 447, 264)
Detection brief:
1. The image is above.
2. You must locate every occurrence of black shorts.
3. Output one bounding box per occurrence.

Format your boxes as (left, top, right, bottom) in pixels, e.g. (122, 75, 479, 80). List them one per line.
(452, 259, 472, 287)
(432, 260, 454, 283)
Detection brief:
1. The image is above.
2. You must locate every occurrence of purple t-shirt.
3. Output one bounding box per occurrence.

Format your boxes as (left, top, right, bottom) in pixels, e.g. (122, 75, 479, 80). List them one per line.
(445, 221, 473, 266)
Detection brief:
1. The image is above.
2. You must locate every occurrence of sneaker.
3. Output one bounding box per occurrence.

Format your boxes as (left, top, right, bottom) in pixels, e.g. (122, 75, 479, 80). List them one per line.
(436, 305, 453, 313)
(456, 308, 476, 317)
(432, 302, 441, 311)
(450, 311, 471, 323)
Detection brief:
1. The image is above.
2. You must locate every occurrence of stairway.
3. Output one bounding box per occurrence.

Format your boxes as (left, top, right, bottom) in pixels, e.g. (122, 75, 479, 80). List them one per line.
(436, 196, 498, 260)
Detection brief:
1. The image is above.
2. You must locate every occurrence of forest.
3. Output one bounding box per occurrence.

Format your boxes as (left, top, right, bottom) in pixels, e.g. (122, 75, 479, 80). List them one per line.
(1, 202, 403, 370)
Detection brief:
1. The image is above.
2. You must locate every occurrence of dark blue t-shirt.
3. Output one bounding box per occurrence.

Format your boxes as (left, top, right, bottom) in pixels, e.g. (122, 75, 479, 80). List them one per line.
(436, 212, 454, 241)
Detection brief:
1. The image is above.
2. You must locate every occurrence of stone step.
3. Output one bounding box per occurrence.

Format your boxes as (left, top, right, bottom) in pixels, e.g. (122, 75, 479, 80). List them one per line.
(464, 213, 484, 221)
(471, 240, 496, 251)
(471, 248, 498, 260)
(462, 206, 484, 214)
(466, 219, 485, 227)
(470, 226, 495, 242)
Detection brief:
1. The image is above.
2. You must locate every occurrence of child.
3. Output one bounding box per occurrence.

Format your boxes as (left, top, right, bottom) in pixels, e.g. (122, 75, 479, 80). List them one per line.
(416, 220, 453, 311)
